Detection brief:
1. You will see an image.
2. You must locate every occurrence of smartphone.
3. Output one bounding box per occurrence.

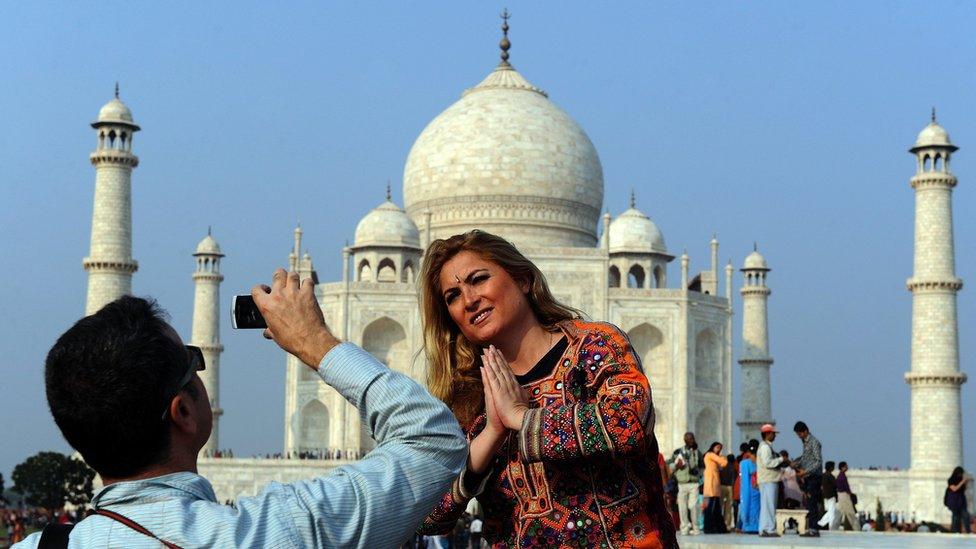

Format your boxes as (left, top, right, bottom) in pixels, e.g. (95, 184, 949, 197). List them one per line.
(231, 295, 267, 329)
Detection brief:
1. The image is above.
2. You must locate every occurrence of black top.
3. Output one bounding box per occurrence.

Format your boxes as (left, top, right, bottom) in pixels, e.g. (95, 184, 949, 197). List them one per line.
(516, 336, 569, 385)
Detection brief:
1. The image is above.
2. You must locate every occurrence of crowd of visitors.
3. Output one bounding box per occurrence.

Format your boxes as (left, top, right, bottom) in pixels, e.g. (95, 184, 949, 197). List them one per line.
(201, 448, 366, 460)
(663, 422, 975, 538)
(1, 508, 85, 545)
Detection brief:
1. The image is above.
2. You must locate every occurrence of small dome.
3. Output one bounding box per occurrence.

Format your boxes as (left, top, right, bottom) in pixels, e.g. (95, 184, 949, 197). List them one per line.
(354, 200, 421, 249)
(743, 250, 769, 270)
(194, 234, 222, 255)
(92, 93, 140, 130)
(914, 122, 952, 149)
(608, 207, 666, 254)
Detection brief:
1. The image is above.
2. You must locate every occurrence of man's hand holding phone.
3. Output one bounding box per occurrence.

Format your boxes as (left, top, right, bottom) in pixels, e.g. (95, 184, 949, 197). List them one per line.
(249, 269, 340, 369)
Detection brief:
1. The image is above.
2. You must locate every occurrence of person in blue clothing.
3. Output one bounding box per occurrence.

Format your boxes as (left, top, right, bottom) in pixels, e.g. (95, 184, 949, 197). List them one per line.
(738, 439, 761, 534)
(17, 269, 467, 549)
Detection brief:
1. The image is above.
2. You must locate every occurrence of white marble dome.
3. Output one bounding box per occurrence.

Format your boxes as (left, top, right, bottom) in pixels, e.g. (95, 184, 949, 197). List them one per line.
(95, 97, 137, 126)
(914, 121, 953, 149)
(608, 207, 666, 254)
(743, 250, 769, 270)
(403, 63, 604, 248)
(194, 234, 223, 256)
(354, 199, 421, 249)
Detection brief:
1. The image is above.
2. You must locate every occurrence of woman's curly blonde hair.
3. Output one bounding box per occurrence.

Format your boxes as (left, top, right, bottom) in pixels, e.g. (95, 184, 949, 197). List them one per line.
(419, 230, 580, 428)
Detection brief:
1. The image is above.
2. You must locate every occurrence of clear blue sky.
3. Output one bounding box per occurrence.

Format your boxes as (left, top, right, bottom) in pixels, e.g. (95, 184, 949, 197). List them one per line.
(1, 2, 973, 481)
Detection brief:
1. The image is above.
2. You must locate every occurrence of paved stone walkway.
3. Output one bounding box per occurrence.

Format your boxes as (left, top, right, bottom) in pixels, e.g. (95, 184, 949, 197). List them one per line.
(679, 530, 976, 548)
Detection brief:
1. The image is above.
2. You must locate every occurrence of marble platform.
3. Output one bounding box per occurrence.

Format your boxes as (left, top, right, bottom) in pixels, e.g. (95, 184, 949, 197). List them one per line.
(679, 530, 976, 548)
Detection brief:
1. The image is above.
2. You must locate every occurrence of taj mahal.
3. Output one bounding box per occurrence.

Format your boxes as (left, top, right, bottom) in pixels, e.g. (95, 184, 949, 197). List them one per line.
(78, 20, 969, 523)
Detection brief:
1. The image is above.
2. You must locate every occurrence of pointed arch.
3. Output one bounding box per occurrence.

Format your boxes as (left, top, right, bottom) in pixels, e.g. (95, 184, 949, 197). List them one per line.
(653, 265, 665, 288)
(362, 317, 409, 374)
(695, 328, 721, 390)
(357, 259, 372, 282)
(653, 404, 671, 455)
(299, 399, 329, 451)
(608, 265, 621, 288)
(403, 260, 415, 283)
(627, 264, 645, 288)
(376, 257, 397, 282)
(628, 323, 669, 388)
(695, 407, 719, 448)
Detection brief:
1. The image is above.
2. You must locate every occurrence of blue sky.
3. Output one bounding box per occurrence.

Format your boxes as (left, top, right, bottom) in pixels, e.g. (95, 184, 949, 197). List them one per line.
(1, 2, 973, 481)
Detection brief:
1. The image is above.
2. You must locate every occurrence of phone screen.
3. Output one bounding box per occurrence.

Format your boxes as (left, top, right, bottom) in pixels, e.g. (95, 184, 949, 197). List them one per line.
(232, 295, 267, 329)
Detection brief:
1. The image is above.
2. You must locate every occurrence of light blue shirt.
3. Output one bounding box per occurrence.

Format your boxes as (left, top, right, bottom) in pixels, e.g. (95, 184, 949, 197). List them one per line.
(16, 343, 467, 548)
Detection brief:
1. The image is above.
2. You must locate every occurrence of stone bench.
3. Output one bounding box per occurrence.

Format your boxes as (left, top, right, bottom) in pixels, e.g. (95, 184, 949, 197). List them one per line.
(775, 509, 808, 534)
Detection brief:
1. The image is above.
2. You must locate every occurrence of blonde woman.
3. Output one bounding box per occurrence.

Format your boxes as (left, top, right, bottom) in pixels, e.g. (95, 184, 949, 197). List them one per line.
(416, 230, 676, 548)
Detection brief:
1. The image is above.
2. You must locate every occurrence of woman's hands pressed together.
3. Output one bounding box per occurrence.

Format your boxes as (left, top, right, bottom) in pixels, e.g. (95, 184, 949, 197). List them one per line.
(482, 345, 530, 431)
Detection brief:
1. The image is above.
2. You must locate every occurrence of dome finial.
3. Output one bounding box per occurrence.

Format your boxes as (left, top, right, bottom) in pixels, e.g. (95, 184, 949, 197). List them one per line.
(754, 241, 758, 252)
(629, 189, 636, 209)
(931, 106, 937, 123)
(208, 225, 212, 237)
(498, 8, 511, 67)
(386, 180, 392, 201)
(114, 82, 119, 99)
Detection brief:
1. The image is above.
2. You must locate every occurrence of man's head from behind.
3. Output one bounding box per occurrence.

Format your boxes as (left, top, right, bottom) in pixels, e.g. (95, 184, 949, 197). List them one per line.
(45, 296, 210, 479)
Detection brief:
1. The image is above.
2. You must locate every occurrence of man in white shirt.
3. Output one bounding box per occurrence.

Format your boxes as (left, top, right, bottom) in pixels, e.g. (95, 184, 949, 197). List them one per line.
(756, 424, 784, 537)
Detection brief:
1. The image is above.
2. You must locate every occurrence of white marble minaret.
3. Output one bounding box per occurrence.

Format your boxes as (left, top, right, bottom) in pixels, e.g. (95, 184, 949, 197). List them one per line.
(906, 112, 966, 513)
(192, 230, 225, 455)
(83, 85, 140, 315)
(737, 247, 773, 442)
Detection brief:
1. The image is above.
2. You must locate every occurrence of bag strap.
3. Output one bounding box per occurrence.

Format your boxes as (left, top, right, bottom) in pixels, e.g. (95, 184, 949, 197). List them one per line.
(38, 524, 75, 549)
(93, 509, 184, 549)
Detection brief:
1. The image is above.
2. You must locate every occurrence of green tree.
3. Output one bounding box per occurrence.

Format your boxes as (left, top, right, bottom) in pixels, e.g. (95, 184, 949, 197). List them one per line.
(11, 452, 95, 510)
(875, 498, 886, 532)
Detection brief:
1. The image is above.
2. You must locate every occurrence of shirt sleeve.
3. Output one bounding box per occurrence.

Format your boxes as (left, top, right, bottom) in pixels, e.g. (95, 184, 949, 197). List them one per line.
(518, 326, 653, 463)
(237, 343, 467, 549)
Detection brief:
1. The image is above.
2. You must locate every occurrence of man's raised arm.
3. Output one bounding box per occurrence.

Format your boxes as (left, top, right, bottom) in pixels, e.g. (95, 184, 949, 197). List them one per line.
(245, 270, 467, 547)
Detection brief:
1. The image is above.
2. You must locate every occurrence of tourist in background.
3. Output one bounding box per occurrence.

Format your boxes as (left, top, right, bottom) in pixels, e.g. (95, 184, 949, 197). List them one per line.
(757, 425, 785, 537)
(738, 440, 760, 533)
(818, 461, 839, 530)
(721, 452, 737, 532)
(791, 421, 823, 537)
(668, 432, 705, 536)
(835, 461, 859, 530)
(946, 466, 972, 534)
(778, 450, 803, 508)
(702, 442, 728, 533)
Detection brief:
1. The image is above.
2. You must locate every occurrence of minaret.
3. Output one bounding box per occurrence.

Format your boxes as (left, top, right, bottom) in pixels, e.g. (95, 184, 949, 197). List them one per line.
(905, 111, 966, 480)
(191, 229, 225, 455)
(283, 223, 318, 454)
(737, 245, 773, 442)
(83, 85, 140, 315)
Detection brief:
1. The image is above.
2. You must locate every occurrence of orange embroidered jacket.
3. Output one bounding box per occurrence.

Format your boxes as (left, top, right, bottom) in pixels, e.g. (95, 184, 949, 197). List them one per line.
(419, 320, 677, 548)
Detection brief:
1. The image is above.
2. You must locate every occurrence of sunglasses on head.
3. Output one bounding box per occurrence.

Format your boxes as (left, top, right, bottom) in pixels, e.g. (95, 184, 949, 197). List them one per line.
(161, 345, 206, 421)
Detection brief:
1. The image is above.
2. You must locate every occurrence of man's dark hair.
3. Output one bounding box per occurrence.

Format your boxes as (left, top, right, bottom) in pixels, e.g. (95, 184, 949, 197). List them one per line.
(825, 461, 835, 471)
(45, 296, 189, 478)
(793, 421, 809, 433)
(839, 461, 848, 469)
(739, 442, 750, 453)
(748, 439, 759, 454)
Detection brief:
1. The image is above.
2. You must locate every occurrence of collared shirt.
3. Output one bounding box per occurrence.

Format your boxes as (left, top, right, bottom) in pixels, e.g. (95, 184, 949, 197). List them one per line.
(795, 433, 823, 474)
(16, 343, 467, 549)
(756, 440, 783, 485)
(836, 471, 852, 493)
(668, 446, 704, 484)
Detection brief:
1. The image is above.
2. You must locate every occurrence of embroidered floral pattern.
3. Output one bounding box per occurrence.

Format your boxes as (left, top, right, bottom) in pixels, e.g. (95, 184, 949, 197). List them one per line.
(418, 320, 677, 548)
